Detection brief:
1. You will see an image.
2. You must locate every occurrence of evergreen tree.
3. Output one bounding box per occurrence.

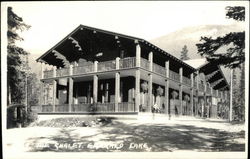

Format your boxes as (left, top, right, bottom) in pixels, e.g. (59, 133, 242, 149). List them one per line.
(196, 6, 245, 69)
(7, 7, 31, 104)
(180, 45, 190, 61)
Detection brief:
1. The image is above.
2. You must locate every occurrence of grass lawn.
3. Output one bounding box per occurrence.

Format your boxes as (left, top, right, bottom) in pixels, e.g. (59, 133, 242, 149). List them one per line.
(5, 116, 245, 153)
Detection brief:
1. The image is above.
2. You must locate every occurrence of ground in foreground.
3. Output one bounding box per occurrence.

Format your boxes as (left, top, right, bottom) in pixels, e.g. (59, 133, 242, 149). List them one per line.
(5, 116, 245, 152)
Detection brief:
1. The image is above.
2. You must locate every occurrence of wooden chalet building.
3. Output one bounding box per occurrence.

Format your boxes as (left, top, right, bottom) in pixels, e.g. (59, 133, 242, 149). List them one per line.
(36, 25, 230, 118)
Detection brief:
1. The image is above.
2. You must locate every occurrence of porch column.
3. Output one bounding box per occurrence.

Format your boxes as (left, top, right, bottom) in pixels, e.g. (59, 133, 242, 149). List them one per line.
(115, 57, 120, 112)
(93, 61, 98, 104)
(135, 41, 141, 67)
(196, 71, 199, 116)
(93, 75, 98, 103)
(68, 77, 73, 112)
(41, 62, 44, 79)
(148, 51, 153, 112)
(52, 66, 57, 112)
(165, 61, 170, 116)
(135, 70, 140, 112)
(68, 65, 73, 112)
(190, 73, 194, 116)
(135, 41, 141, 112)
(179, 67, 183, 115)
(203, 82, 207, 118)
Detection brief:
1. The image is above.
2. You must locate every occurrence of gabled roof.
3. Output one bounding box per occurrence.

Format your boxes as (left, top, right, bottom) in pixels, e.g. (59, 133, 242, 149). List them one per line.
(184, 58, 230, 90)
(184, 58, 208, 69)
(36, 24, 196, 71)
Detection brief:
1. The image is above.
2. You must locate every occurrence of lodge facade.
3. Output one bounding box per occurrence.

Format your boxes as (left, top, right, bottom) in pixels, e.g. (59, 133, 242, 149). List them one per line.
(36, 25, 230, 119)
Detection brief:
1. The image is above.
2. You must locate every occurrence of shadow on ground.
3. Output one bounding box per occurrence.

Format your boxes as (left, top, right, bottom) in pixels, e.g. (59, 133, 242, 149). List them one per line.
(25, 120, 245, 152)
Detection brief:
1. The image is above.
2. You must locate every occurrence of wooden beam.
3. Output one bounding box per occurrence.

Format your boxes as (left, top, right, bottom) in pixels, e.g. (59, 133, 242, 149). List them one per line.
(68, 37, 82, 51)
(52, 50, 70, 67)
(211, 78, 224, 88)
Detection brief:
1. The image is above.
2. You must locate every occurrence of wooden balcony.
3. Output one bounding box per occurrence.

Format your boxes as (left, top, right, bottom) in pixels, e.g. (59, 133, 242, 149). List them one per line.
(119, 57, 136, 69)
(44, 70, 53, 78)
(56, 68, 69, 77)
(169, 70, 180, 81)
(140, 58, 150, 70)
(198, 83, 204, 92)
(98, 60, 116, 72)
(206, 87, 211, 94)
(183, 76, 191, 86)
(153, 63, 166, 76)
(73, 64, 93, 75)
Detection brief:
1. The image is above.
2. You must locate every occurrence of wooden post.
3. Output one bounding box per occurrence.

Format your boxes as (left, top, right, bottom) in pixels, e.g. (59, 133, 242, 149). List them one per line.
(179, 67, 183, 115)
(148, 74, 153, 112)
(115, 57, 120, 112)
(41, 62, 44, 79)
(190, 73, 194, 116)
(68, 77, 73, 112)
(93, 75, 98, 103)
(165, 61, 170, 117)
(148, 52, 153, 112)
(136, 42, 141, 67)
(52, 80, 57, 112)
(135, 70, 140, 112)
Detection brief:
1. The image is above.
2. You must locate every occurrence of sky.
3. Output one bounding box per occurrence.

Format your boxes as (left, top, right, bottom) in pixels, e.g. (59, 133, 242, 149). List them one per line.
(1, 1, 248, 56)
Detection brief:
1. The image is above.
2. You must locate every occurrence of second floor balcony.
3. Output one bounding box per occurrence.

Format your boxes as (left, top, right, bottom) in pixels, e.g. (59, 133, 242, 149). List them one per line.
(42, 57, 192, 88)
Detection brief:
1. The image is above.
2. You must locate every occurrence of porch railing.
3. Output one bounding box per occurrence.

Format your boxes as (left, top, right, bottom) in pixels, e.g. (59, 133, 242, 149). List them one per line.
(72, 103, 92, 112)
(73, 64, 94, 75)
(55, 104, 69, 112)
(118, 102, 135, 112)
(40, 102, 136, 113)
(119, 57, 136, 69)
(153, 63, 166, 76)
(41, 105, 53, 112)
(98, 60, 116, 72)
(169, 70, 180, 81)
(183, 76, 191, 86)
(95, 103, 115, 112)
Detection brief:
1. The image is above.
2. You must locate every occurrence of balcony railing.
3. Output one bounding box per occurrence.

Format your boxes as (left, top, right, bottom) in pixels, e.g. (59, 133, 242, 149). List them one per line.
(194, 81, 197, 88)
(206, 87, 211, 94)
(169, 70, 180, 81)
(198, 83, 204, 92)
(141, 58, 150, 70)
(213, 89, 217, 96)
(153, 63, 166, 76)
(73, 64, 93, 75)
(119, 57, 136, 69)
(44, 70, 53, 78)
(183, 76, 191, 86)
(57, 68, 69, 77)
(98, 60, 116, 72)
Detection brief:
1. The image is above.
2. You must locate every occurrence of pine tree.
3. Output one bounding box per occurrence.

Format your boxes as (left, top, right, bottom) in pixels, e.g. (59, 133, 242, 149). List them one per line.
(7, 7, 31, 104)
(180, 45, 190, 61)
(196, 6, 245, 69)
